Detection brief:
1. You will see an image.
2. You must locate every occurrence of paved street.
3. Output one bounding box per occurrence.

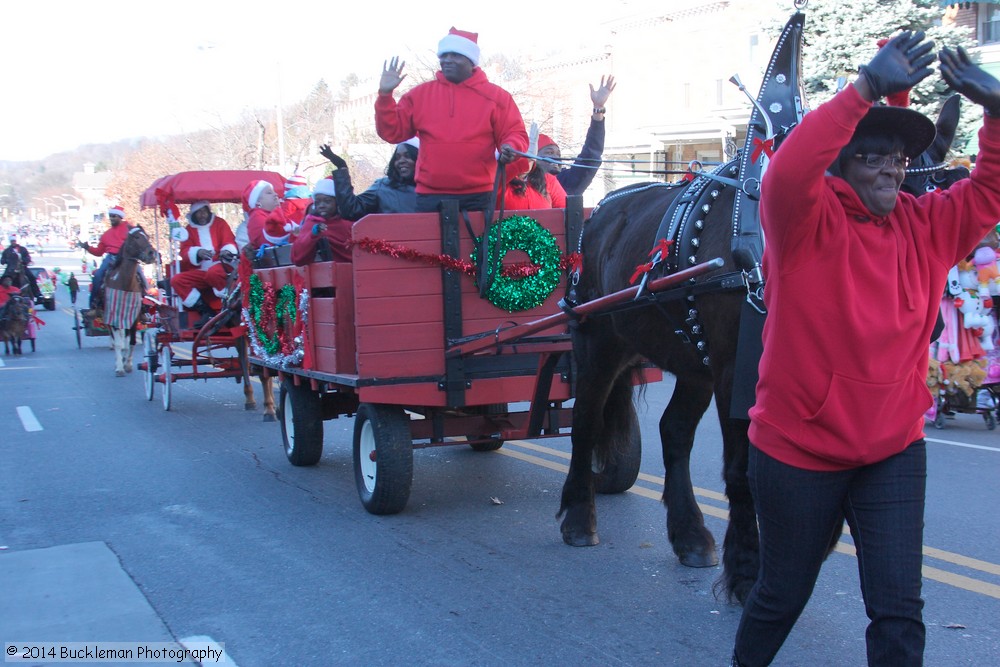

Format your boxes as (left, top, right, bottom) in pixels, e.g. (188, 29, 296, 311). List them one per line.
(2, 245, 998, 666)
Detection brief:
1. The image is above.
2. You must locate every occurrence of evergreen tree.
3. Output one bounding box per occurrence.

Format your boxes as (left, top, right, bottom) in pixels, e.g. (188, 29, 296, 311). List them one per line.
(793, 0, 978, 152)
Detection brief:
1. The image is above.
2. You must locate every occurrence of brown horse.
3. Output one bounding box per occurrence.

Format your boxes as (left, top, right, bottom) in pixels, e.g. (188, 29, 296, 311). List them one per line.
(104, 226, 158, 376)
(0, 293, 31, 355)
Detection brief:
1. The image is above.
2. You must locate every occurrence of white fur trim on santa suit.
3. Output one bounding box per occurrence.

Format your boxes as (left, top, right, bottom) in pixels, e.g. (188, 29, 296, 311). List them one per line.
(313, 177, 336, 197)
(437, 27, 480, 65)
(108, 206, 125, 218)
(182, 289, 202, 309)
(179, 217, 237, 270)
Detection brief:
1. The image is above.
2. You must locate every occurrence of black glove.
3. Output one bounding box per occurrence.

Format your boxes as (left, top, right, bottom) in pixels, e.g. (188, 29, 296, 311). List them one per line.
(940, 46, 1000, 117)
(76, 240, 89, 250)
(858, 31, 935, 100)
(319, 143, 347, 170)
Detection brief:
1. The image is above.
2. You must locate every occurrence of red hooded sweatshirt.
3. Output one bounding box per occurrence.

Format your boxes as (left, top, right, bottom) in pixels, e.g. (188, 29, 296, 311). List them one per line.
(375, 68, 528, 196)
(749, 84, 1000, 471)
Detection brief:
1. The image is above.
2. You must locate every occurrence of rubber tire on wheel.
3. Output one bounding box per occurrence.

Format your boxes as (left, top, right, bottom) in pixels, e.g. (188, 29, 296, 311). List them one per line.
(142, 331, 156, 401)
(44, 299, 55, 311)
(278, 378, 324, 466)
(161, 345, 173, 411)
(353, 403, 413, 515)
(73, 308, 81, 349)
(593, 402, 642, 494)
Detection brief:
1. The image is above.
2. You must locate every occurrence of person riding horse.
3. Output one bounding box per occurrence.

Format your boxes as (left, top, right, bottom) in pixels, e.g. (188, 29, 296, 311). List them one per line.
(79, 206, 146, 313)
(0, 235, 41, 300)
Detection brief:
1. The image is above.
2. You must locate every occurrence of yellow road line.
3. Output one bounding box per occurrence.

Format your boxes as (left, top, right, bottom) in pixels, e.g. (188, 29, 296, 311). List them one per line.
(499, 439, 1000, 599)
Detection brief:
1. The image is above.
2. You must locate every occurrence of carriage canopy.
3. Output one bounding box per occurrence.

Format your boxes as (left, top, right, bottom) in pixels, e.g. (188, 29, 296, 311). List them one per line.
(139, 170, 286, 208)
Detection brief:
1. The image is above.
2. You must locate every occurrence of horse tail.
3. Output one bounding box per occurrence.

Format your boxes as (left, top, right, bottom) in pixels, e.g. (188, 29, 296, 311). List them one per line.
(600, 361, 644, 463)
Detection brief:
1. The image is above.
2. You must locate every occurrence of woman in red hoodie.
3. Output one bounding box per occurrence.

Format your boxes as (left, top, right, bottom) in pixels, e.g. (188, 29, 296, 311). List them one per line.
(731, 35, 1000, 667)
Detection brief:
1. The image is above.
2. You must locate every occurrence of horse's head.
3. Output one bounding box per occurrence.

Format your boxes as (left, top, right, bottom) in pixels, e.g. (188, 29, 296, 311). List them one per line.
(901, 95, 970, 197)
(123, 226, 159, 265)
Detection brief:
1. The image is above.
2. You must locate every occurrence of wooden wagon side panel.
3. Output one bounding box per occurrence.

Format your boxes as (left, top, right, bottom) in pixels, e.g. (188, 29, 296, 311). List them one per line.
(306, 262, 356, 375)
(351, 210, 571, 382)
(253, 262, 356, 375)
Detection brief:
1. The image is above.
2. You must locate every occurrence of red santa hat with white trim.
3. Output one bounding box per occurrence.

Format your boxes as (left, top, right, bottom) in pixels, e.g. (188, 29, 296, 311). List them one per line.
(437, 27, 480, 66)
(242, 180, 272, 213)
(108, 205, 125, 219)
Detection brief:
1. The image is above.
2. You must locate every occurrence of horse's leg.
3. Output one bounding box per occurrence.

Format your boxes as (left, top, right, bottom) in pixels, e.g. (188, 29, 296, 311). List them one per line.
(261, 375, 276, 422)
(111, 327, 126, 376)
(661, 374, 720, 568)
(240, 341, 257, 410)
(559, 322, 629, 546)
(123, 326, 136, 373)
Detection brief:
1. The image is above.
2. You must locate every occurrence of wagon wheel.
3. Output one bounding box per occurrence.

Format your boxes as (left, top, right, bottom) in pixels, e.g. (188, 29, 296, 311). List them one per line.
(161, 345, 173, 411)
(73, 307, 81, 349)
(353, 403, 413, 515)
(142, 330, 157, 401)
(278, 378, 324, 466)
(466, 403, 506, 452)
(593, 401, 642, 494)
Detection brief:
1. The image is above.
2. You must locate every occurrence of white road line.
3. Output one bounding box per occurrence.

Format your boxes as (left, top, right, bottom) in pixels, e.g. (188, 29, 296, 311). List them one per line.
(926, 437, 1000, 453)
(16, 406, 42, 432)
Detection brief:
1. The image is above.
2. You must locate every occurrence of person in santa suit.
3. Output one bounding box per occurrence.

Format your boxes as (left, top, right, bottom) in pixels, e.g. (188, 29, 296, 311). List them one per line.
(237, 180, 296, 252)
(169, 201, 238, 328)
(497, 156, 567, 210)
(78, 205, 135, 311)
(291, 177, 352, 265)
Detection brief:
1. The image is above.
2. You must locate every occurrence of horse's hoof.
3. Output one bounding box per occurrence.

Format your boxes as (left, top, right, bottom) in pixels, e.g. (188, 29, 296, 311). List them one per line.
(678, 550, 719, 568)
(263, 413, 277, 423)
(561, 529, 600, 547)
(115, 370, 125, 377)
(244, 402, 256, 411)
(124, 365, 133, 373)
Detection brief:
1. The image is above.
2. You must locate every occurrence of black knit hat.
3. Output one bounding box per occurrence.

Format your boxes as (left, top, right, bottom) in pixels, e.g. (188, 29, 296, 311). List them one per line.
(853, 105, 936, 159)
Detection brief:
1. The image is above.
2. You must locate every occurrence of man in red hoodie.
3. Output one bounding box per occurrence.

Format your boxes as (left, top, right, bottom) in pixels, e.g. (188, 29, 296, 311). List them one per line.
(375, 27, 528, 213)
(79, 206, 133, 311)
(731, 34, 1000, 667)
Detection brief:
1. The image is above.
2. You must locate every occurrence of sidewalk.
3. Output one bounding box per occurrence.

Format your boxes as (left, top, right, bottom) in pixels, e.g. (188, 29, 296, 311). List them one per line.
(0, 542, 192, 664)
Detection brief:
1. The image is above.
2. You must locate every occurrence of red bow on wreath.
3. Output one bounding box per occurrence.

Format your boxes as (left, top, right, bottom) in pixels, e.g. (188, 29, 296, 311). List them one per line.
(750, 136, 776, 164)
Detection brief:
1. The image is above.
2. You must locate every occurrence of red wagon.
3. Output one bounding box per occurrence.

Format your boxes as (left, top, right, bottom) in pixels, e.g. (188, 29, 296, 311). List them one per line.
(137, 170, 285, 411)
(250, 199, 721, 514)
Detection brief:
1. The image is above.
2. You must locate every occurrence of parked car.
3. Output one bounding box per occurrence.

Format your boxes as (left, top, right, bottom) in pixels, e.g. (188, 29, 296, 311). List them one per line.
(27, 267, 56, 310)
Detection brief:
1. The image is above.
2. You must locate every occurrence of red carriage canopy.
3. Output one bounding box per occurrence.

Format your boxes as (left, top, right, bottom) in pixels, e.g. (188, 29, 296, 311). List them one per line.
(139, 170, 286, 210)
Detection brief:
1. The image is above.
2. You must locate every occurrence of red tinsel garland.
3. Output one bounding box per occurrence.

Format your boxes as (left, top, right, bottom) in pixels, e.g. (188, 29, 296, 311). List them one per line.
(355, 237, 580, 278)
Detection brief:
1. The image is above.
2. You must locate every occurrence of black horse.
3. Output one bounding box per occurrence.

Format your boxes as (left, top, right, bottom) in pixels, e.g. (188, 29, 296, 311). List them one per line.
(557, 98, 966, 605)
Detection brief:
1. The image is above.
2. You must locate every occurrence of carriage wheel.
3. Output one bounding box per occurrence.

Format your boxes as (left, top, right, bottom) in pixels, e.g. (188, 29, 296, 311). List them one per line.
(161, 345, 173, 411)
(278, 378, 324, 466)
(73, 308, 81, 349)
(593, 402, 642, 494)
(353, 403, 413, 515)
(142, 331, 157, 401)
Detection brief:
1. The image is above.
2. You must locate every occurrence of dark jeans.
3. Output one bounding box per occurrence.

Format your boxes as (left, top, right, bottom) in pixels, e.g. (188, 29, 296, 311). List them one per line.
(415, 191, 492, 213)
(734, 441, 926, 667)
